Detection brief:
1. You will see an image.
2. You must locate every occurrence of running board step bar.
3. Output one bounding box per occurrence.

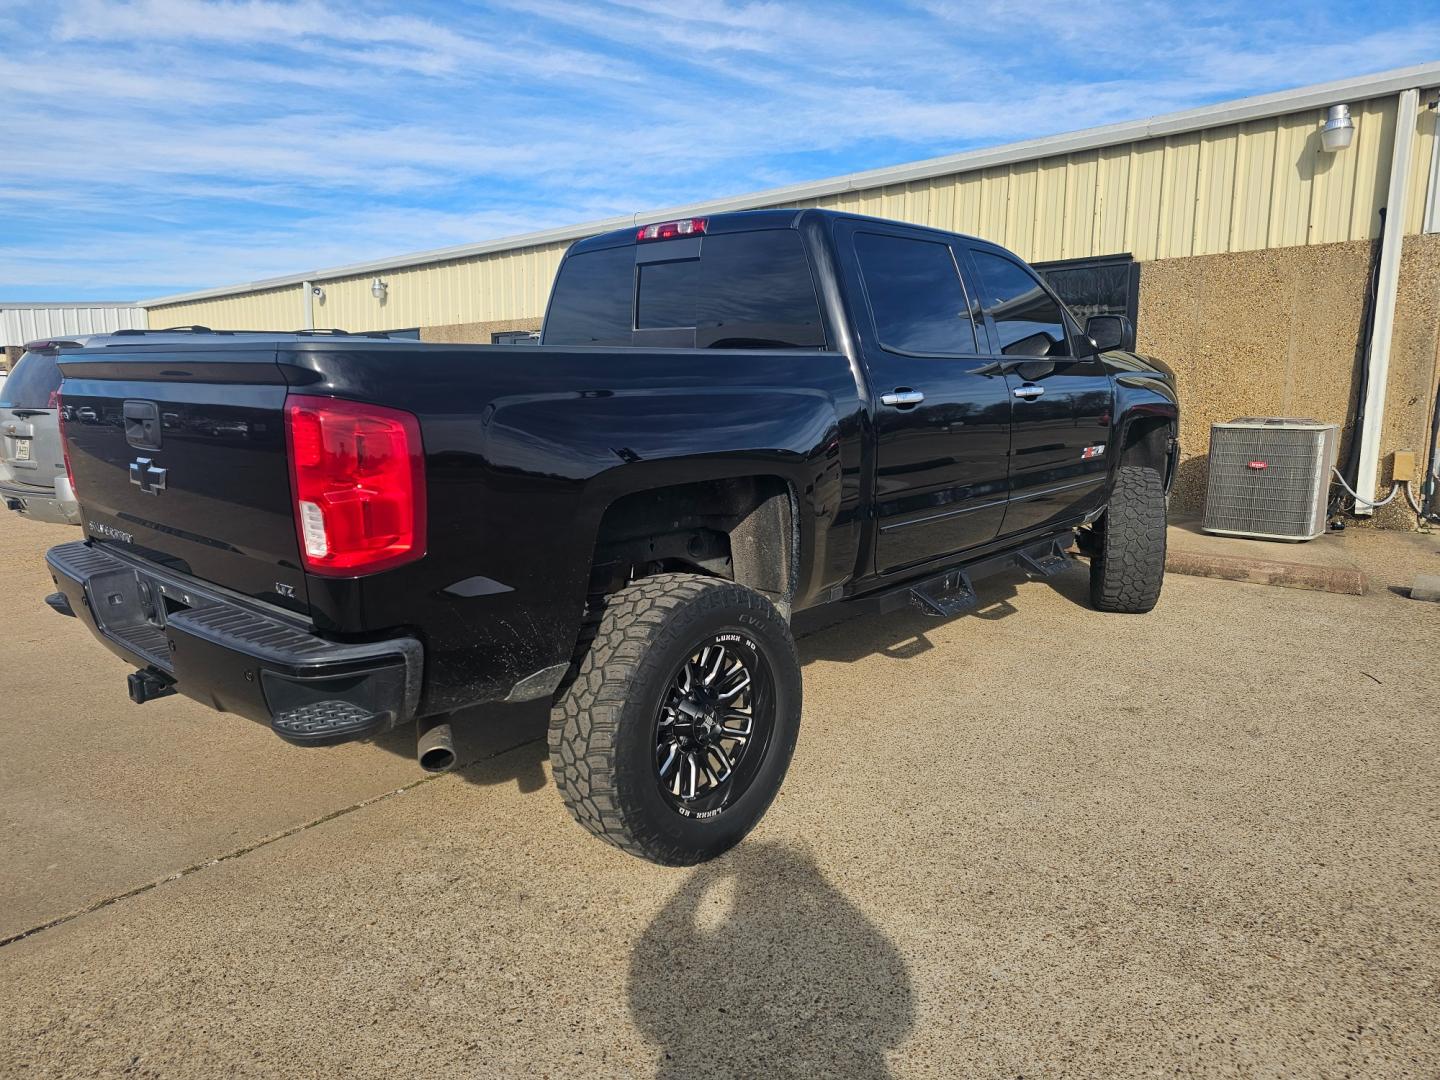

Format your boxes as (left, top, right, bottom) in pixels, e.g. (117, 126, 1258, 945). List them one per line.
(1016, 541, 1073, 579)
(909, 568, 978, 617)
(905, 532, 1076, 618)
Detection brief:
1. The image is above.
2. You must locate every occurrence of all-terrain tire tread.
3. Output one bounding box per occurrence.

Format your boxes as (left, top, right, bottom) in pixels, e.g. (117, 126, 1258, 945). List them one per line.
(547, 573, 797, 865)
(1090, 464, 1166, 613)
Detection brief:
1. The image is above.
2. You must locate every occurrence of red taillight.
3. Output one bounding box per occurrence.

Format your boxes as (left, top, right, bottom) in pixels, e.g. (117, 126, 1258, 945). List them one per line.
(283, 395, 426, 577)
(636, 217, 707, 241)
(57, 393, 77, 495)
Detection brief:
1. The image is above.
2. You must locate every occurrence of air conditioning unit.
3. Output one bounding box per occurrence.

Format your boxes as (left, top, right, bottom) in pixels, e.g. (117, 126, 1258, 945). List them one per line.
(1202, 418, 1339, 541)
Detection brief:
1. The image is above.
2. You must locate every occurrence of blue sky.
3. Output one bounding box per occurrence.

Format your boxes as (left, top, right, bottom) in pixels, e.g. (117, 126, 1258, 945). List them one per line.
(2, 0, 1438, 301)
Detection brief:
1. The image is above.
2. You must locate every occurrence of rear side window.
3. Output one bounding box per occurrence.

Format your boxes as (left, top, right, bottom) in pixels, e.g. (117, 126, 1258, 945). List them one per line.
(693, 231, 823, 349)
(2, 351, 63, 408)
(545, 230, 826, 349)
(970, 250, 1072, 358)
(854, 232, 978, 355)
(542, 246, 634, 346)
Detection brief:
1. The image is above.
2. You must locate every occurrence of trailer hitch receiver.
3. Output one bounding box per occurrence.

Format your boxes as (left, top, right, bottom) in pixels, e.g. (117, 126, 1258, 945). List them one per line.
(128, 667, 177, 705)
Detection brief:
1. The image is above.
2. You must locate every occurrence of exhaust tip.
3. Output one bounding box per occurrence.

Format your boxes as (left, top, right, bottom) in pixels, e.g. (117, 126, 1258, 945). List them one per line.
(419, 744, 457, 773)
(417, 719, 456, 773)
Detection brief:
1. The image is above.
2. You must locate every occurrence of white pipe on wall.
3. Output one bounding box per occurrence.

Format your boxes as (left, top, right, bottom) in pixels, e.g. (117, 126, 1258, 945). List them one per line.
(1354, 88, 1420, 514)
(302, 280, 314, 330)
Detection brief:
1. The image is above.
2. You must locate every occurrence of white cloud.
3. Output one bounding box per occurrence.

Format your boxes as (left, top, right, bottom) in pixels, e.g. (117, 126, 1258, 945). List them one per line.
(2, 0, 1437, 297)
(54, 0, 643, 79)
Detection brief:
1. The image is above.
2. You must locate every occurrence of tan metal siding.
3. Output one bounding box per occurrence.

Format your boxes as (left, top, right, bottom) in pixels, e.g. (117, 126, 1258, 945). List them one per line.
(282, 242, 568, 332)
(1194, 128, 1236, 256)
(1125, 139, 1165, 259)
(147, 91, 1437, 331)
(147, 243, 569, 331)
(768, 93, 1430, 264)
(1403, 97, 1436, 233)
(147, 286, 303, 332)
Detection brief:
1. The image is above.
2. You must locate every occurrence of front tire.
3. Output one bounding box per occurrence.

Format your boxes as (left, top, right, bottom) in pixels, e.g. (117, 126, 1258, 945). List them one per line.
(1089, 463, 1167, 613)
(548, 573, 801, 866)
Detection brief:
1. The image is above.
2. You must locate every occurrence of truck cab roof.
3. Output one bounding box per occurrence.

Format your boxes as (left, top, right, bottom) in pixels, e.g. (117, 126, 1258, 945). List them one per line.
(571, 207, 992, 256)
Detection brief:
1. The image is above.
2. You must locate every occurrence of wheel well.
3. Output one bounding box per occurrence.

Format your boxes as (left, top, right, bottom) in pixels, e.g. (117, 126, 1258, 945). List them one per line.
(589, 477, 797, 609)
(1121, 416, 1174, 477)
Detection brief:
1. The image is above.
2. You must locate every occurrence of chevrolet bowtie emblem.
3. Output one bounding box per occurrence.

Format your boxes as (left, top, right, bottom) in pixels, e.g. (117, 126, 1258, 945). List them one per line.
(129, 457, 167, 495)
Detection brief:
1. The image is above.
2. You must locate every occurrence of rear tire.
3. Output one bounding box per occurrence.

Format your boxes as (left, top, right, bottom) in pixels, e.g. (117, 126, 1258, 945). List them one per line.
(1089, 464, 1167, 613)
(548, 573, 801, 866)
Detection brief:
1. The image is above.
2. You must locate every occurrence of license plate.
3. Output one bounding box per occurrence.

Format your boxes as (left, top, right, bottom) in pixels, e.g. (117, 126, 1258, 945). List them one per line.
(13, 438, 30, 462)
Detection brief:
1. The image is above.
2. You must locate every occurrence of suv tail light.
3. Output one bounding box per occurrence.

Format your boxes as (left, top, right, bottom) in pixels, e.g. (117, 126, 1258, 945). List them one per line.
(284, 395, 426, 576)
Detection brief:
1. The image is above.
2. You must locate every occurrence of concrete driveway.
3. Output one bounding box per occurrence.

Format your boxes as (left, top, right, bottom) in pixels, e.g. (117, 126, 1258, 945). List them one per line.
(1, 517, 1437, 1078)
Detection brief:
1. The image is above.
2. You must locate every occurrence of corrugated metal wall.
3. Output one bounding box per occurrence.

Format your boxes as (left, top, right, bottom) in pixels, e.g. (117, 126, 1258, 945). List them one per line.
(147, 93, 1437, 331)
(2, 304, 146, 346)
(786, 95, 1432, 262)
(307, 242, 570, 333)
(144, 285, 306, 335)
(146, 244, 570, 332)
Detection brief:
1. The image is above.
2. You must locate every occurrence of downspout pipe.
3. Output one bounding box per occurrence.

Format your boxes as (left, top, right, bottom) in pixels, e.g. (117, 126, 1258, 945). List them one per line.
(1424, 378, 1440, 520)
(1353, 87, 1420, 514)
(1423, 99, 1440, 520)
(1339, 208, 1385, 494)
(302, 279, 315, 330)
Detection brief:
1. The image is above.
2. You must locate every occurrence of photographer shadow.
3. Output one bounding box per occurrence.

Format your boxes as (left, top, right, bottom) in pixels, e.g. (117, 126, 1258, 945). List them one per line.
(628, 842, 915, 1079)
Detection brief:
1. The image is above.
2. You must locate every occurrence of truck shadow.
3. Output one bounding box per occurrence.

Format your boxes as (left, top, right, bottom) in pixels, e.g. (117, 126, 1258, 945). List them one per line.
(368, 564, 1091, 786)
(627, 841, 915, 1079)
(370, 701, 550, 791)
(795, 561, 1090, 665)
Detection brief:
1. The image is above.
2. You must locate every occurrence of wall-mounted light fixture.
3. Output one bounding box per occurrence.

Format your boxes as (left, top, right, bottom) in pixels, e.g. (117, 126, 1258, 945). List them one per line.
(1320, 103, 1355, 152)
(371, 277, 388, 301)
(311, 285, 326, 301)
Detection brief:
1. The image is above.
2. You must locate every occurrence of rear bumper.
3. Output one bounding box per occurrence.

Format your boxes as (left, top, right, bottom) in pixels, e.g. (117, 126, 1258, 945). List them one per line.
(2, 477, 80, 525)
(45, 540, 422, 746)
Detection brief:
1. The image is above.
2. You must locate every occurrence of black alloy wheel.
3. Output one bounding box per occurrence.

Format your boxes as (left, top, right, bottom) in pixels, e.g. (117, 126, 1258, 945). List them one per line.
(548, 573, 802, 865)
(655, 634, 774, 818)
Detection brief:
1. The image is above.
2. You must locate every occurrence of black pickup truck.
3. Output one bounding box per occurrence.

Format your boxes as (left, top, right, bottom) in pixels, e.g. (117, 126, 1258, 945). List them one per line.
(44, 209, 1177, 865)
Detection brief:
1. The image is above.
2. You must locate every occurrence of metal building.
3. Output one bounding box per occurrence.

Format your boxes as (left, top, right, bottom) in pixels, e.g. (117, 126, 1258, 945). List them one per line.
(137, 63, 1440, 523)
(1, 302, 146, 361)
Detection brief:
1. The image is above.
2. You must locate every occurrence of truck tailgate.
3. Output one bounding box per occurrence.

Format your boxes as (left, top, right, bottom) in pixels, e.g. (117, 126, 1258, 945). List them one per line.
(58, 347, 308, 614)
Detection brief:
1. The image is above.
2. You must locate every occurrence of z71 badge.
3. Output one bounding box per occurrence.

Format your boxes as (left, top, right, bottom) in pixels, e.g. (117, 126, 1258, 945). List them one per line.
(1081, 444, 1107, 460)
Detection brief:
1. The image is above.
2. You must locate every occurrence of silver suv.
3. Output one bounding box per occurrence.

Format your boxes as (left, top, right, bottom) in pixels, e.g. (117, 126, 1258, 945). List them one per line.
(3, 327, 390, 526)
(0, 340, 85, 525)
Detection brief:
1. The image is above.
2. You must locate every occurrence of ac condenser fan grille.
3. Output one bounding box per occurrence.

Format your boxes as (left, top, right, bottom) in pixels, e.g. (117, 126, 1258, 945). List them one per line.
(1202, 419, 1338, 541)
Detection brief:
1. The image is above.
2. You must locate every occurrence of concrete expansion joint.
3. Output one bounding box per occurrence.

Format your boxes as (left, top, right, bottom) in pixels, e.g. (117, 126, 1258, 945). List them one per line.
(0, 734, 545, 950)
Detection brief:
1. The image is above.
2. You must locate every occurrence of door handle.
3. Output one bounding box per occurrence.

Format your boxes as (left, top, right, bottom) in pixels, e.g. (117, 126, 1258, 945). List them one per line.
(880, 388, 925, 408)
(1013, 385, 1045, 400)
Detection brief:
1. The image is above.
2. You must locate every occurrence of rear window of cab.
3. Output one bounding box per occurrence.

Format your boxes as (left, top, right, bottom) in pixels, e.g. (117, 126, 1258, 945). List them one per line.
(543, 230, 826, 350)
